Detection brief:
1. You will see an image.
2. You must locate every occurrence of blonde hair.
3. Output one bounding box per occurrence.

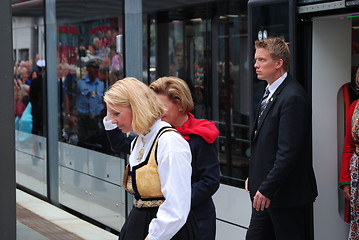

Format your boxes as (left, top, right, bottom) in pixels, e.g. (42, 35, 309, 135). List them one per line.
(255, 37, 290, 72)
(104, 77, 165, 134)
(20, 67, 28, 75)
(149, 76, 194, 112)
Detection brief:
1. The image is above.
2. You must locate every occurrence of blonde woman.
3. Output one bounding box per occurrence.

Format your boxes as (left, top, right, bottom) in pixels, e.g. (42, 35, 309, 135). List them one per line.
(104, 77, 199, 240)
(104, 76, 219, 240)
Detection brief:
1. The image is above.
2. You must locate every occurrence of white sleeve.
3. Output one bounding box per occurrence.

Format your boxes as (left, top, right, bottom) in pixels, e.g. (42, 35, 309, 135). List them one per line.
(102, 116, 117, 130)
(147, 131, 192, 240)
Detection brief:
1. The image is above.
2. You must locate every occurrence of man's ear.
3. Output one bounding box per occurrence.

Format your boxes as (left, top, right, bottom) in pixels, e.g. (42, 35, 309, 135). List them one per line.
(275, 59, 283, 70)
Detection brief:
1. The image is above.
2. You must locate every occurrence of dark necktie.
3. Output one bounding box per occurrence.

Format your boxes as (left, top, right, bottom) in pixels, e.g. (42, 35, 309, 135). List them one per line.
(258, 87, 270, 122)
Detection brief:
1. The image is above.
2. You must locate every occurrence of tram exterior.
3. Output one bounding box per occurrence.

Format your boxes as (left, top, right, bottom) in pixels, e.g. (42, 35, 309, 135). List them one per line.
(12, 0, 359, 239)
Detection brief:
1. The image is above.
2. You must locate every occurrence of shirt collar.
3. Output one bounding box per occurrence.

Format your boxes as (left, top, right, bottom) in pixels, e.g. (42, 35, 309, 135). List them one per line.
(267, 72, 287, 95)
(85, 76, 99, 84)
(140, 119, 171, 143)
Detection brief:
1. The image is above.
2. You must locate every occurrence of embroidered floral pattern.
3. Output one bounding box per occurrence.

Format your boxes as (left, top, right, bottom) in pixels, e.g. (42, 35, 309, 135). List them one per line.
(133, 199, 164, 208)
(349, 102, 359, 239)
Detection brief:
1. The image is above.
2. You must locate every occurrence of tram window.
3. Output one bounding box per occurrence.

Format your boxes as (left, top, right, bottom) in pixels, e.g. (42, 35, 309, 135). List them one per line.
(12, 0, 125, 155)
(12, 0, 46, 137)
(145, 1, 250, 187)
(250, 2, 290, 42)
(19, 49, 29, 61)
(217, 9, 250, 187)
(55, 0, 124, 155)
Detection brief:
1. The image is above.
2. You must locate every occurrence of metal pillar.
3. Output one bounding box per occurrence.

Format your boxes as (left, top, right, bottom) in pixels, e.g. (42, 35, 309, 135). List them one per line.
(45, 0, 59, 205)
(156, 21, 169, 78)
(124, 0, 143, 81)
(0, 0, 16, 239)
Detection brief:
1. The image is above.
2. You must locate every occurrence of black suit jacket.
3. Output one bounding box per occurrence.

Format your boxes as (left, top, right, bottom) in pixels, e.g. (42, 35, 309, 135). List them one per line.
(249, 75, 318, 208)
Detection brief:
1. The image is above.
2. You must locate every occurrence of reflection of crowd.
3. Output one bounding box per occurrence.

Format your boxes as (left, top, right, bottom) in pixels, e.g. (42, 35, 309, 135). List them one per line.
(14, 30, 124, 153)
(14, 56, 47, 138)
(77, 33, 123, 86)
(13, 59, 36, 119)
(60, 32, 124, 152)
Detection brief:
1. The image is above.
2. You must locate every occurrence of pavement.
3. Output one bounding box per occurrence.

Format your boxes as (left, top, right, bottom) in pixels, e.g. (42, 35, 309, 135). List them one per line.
(16, 189, 118, 240)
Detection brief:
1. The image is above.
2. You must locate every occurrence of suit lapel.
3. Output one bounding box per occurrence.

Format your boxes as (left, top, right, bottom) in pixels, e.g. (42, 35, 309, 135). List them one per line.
(251, 76, 292, 142)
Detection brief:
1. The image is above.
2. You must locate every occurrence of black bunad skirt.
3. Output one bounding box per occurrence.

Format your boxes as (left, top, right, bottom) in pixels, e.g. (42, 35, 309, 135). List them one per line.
(119, 206, 200, 240)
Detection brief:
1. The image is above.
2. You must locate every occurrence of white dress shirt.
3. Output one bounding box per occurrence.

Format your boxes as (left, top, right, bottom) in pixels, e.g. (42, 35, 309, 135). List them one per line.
(265, 72, 287, 102)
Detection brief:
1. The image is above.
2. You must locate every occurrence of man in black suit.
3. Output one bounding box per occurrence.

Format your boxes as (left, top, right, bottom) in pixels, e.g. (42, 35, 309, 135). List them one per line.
(245, 37, 318, 240)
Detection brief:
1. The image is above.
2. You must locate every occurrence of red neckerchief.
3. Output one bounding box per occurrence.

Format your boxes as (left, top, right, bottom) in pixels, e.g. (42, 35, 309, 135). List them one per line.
(175, 113, 219, 143)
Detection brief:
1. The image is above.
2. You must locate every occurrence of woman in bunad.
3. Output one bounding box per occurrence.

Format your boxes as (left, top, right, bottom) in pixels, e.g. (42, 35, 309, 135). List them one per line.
(104, 76, 220, 240)
(104, 77, 199, 240)
(340, 68, 359, 239)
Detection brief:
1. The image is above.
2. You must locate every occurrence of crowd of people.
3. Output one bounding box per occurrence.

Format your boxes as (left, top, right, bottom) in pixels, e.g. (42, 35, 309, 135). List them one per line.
(13, 58, 36, 119)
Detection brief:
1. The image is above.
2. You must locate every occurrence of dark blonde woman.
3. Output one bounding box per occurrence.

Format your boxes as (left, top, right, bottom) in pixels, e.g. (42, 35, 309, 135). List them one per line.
(104, 77, 199, 240)
(104, 76, 220, 240)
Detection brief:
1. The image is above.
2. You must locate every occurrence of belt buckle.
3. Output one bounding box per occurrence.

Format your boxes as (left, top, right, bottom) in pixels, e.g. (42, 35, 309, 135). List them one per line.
(135, 199, 144, 208)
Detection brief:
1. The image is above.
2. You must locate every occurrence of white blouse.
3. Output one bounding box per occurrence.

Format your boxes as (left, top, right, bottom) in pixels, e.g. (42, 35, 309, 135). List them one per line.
(104, 118, 192, 240)
(132, 120, 192, 240)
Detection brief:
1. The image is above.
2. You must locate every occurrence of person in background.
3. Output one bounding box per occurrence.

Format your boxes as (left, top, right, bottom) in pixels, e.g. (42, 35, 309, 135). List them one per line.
(31, 54, 40, 71)
(27, 70, 38, 86)
(19, 67, 30, 89)
(14, 76, 29, 118)
(29, 59, 46, 135)
(246, 37, 317, 240)
(104, 76, 220, 240)
(109, 67, 120, 87)
(99, 66, 110, 90)
(72, 57, 105, 149)
(110, 47, 122, 72)
(80, 44, 97, 64)
(340, 67, 359, 239)
(193, 59, 206, 118)
(15, 67, 30, 106)
(104, 77, 199, 240)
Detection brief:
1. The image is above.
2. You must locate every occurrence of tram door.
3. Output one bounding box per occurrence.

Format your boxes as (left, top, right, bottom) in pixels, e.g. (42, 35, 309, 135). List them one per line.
(311, 14, 352, 240)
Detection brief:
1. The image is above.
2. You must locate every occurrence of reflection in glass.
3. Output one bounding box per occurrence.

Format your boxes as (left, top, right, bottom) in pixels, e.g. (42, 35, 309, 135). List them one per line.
(13, 1, 46, 137)
(217, 11, 250, 185)
(56, 3, 124, 154)
(12, 0, 48, 196)
(145, 1, 249, 187)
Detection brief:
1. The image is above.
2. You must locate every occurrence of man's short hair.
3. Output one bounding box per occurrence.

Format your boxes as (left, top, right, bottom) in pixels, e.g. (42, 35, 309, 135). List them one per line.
(255, 37, 290, 72)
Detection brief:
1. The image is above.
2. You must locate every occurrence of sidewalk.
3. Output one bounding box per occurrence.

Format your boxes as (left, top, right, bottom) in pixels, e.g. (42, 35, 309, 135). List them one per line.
(16, 189, 118, 240)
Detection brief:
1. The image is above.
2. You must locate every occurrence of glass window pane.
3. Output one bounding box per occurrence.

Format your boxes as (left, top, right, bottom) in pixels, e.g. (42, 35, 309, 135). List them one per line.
(144, 1, 249, 187)
(56, 0, 124, 154)
(13, 1, 46, 136)
(12, 0, 47, 196)
(216, 3, 249, 186)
